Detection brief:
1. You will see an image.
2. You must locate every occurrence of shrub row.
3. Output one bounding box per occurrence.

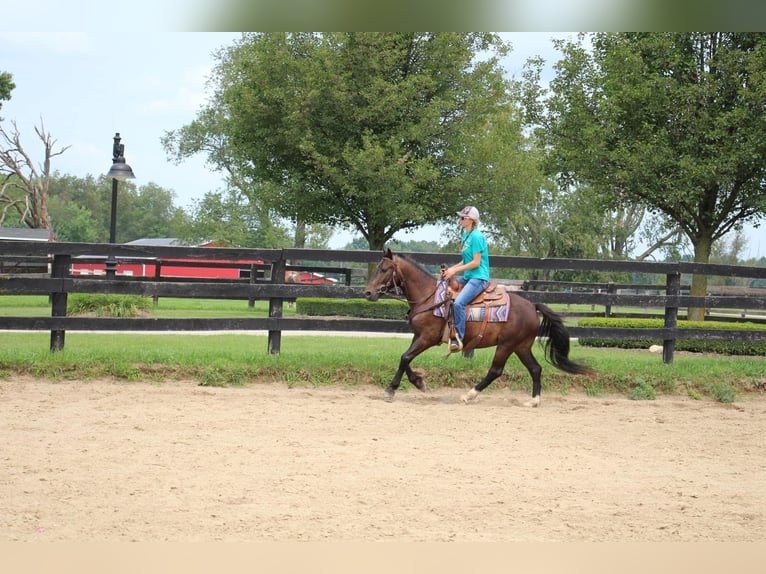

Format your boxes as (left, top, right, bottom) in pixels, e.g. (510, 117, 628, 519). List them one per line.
(297, 301, 766, 355)
(296, 298, 409, 320)
(577, 317, 766, 356)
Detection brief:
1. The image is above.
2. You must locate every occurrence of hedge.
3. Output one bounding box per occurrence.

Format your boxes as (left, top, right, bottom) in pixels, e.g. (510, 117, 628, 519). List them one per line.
(296, 297, 410, 320)
(577, 317, 766, 356)
(296, 301, 766, 356)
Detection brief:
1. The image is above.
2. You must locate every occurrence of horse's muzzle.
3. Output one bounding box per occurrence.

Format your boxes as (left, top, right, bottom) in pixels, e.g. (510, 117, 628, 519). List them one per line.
(364, 290, 379, 302)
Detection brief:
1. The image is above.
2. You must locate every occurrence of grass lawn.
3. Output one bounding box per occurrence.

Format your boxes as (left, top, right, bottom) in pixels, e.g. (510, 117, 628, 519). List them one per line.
(1, 295, 763, 402)
(0, 330, 762, 403)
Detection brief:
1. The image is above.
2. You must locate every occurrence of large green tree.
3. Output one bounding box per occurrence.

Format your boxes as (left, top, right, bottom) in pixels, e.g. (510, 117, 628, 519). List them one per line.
(164, 32, 528, 251)
(535, 33, 766, 320)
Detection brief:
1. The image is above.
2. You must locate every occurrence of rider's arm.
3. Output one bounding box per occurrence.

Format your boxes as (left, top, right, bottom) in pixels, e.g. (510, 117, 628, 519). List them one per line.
(443, 252, 481, 279)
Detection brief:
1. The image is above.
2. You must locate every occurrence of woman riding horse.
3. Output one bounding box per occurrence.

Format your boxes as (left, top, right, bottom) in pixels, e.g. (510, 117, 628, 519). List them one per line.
(364, 249, 594, 405)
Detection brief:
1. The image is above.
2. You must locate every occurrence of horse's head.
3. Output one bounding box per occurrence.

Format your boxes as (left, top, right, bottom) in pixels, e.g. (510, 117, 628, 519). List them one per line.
(364, 248, 399, 302)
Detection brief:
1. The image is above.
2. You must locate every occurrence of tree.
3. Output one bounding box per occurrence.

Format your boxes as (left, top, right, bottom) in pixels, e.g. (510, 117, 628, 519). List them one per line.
(180, 187, 292, 248)
(164, 33, 528, 251)
(0, 120, 69, 229)
(47, 173, 189, 243)
(0, 71, 14, 117)
(47, 195, 99, 242)
(519, 56, 684, 265)
(536, 33, 766, 320)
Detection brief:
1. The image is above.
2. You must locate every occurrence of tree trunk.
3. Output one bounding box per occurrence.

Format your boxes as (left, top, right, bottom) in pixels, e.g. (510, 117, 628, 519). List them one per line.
(293, 218, 307, 248)
(688, 236, 713, 321)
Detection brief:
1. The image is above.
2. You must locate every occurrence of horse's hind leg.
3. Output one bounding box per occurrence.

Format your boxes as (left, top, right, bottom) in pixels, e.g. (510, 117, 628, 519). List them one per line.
(461, 346, 512, 404)
(515, 347, 543, 407)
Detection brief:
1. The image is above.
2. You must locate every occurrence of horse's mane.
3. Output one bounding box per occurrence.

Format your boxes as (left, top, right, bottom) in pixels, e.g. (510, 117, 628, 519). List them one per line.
(396, 252, 437, 282)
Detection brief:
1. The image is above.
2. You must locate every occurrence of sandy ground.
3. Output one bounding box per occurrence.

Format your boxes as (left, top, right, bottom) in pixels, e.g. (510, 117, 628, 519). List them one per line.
(1, 377, 764, 542)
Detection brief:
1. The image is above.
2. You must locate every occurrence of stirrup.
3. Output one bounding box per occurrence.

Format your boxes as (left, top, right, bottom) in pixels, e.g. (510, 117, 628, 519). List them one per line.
(449, 338, 463, 352)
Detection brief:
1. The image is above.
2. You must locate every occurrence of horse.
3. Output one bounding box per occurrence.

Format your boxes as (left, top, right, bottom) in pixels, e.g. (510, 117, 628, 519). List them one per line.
(364, 249, 594, 405)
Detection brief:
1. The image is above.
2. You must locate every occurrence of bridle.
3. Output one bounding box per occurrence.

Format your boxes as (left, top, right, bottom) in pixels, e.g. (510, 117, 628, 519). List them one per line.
(373, 255, 442, 319)
(373, 256, 405, 298)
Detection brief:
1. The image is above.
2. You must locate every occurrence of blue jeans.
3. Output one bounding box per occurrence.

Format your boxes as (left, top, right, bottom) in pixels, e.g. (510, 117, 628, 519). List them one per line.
(453, 278, 488, 341)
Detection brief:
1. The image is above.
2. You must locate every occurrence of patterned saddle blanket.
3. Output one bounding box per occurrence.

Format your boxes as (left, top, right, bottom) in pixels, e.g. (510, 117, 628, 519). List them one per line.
(433, 281, 511, 322)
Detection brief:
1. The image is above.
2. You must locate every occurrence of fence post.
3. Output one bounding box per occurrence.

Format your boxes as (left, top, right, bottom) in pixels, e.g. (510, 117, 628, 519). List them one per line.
(153, 260, 161, 306)
(105, 254, 117, 280)
(605, 282, 615, 317)
(663, 272, 680, 364)
(50, 254, 71, 352)
(248, 263, 257, 308)
(267, 253, 287, 356)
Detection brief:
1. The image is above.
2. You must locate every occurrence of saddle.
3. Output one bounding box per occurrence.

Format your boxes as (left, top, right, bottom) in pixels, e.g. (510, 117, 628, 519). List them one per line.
(455, 280, 505, 305)
(443, 278, 506, 307)
(441, 280, 511, 352)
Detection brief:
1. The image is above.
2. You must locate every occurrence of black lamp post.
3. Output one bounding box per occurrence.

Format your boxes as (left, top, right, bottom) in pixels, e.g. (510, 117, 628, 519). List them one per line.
(105, 133, 135, 278)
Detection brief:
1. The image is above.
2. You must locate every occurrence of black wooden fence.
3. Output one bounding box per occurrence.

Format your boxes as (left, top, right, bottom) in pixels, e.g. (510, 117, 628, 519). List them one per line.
(1, 239, 765, 363)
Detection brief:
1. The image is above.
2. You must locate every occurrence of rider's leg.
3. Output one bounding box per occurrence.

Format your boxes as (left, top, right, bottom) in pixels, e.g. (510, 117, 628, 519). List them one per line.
(452, 278, 487, 348)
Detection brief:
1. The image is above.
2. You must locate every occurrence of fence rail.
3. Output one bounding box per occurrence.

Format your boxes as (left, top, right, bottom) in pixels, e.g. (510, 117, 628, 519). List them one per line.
(1, 240, 765, 362)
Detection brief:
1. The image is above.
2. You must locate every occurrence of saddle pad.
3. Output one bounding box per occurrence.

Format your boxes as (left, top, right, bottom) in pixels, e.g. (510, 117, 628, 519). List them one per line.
(433, 281, 510, 322)
(466, 299, 510, 322)
(434, 282, 448, 317)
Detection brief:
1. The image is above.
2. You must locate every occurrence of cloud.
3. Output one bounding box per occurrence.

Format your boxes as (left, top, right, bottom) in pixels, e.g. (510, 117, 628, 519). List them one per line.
(0, 32, 90, 55)
(141, 87, 208, 116)
(138, 63, 216, 117)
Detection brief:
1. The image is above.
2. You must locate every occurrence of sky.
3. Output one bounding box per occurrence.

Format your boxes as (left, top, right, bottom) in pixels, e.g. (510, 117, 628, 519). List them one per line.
(1, 25, 764, 256)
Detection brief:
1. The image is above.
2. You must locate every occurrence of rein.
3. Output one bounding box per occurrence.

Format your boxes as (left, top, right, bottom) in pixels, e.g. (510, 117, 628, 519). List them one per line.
(379, 256, 442, 320)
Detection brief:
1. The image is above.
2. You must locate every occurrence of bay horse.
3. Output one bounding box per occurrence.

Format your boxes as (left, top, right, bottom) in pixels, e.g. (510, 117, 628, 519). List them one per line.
(364, 249, 594, 405)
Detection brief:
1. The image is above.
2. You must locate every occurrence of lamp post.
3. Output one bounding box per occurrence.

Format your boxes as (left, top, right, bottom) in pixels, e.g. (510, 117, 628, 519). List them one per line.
(105, 133, 135, 278)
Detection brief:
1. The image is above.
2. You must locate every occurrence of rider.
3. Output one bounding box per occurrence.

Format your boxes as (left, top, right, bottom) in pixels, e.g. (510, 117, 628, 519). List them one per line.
(440, 206, 490, 352)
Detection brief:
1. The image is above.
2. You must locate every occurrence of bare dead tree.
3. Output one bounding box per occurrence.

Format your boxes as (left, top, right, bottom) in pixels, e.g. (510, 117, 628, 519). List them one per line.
(0, 119, 70, 229)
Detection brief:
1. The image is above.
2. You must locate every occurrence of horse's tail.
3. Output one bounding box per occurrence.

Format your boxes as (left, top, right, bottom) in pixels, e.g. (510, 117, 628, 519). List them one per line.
(535, 303, 595, 375)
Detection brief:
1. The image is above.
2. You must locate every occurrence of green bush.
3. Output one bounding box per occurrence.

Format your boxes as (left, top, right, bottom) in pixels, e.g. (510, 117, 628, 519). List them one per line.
(629, 378, 656, 400)
(296, 298, 410, 320)
(68, 294, 152, 318)
(700, 380, 738, 404)
(577, 317, 766, 356)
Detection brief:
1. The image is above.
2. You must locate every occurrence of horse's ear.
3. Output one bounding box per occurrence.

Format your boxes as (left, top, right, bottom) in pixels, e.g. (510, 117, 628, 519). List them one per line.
(384, 248, 393, 259)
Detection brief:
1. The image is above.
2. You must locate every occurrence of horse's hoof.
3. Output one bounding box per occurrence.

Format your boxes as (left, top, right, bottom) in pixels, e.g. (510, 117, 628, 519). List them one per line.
(524, 396, 540, 408)
(384, 388, 395, 401)
(461, 388, 479, 403)
(412, 378, 426, 392)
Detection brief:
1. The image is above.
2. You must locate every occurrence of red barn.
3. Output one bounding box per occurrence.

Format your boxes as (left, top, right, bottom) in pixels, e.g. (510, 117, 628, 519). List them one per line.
(70, 238, 336, 284)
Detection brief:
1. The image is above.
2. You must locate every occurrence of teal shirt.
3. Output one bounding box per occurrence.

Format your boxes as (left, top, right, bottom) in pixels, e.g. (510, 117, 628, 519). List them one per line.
(461, 228, 490, 280)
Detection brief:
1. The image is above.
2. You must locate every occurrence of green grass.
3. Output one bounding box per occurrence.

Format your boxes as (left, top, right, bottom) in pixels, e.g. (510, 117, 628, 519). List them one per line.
(0, 296, 289, 318)
(0, 331, 763, 403)
(0, 295, 763, 402)
(151, 297, 289, 318)
(0, 295, 52, 317)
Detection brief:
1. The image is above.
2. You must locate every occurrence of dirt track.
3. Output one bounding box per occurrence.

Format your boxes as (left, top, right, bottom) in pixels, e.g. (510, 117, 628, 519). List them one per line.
(1, 377, 764, 542)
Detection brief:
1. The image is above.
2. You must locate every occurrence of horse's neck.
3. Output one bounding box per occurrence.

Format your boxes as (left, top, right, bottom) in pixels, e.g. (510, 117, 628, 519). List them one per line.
(397, 257, 436, 305)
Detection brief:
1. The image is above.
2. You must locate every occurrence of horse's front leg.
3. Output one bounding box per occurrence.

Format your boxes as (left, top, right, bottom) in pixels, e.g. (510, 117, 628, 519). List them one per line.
(384, 338, 431, 399)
